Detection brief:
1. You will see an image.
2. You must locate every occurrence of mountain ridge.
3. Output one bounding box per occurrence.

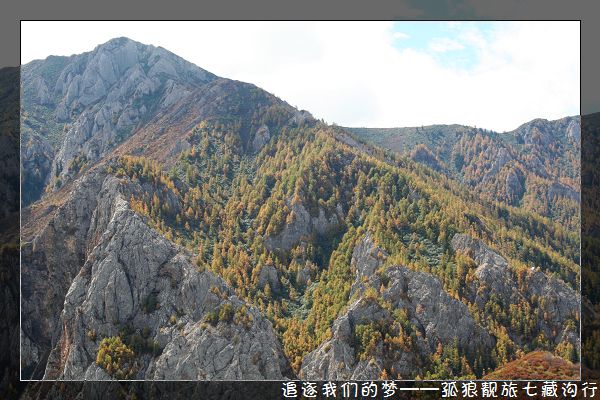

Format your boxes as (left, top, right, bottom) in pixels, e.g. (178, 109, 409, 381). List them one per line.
(20, 37, 581, 381)
(346, 115, 580, 231)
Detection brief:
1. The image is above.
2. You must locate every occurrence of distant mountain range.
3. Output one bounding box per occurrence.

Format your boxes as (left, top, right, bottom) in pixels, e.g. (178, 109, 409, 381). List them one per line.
(20, 37, 580, 381)
(347, 117, 580, 231)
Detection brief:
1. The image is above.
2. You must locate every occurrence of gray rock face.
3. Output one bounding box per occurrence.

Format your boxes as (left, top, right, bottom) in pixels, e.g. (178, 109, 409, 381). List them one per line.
(548, 182, 580, 202)
(295, 263, 314, 287)
(526, 270, 581, 344)
(349, 233, 388, 296)
(351, 233, 388, 279)
(301, 264, 495, 380)
(566, 118, 580, 142)
(264, 199, 341, 252)
(150, 308, 288, 380)
(514, 117, 579, 148)
(301, 234, 494, 380)
(22, 167, 292, 380)
(257, 265, 281, 294)
(451, 233, 520, 306)
(522, 125, 554, 147)
(49, 39, 214, 183)
(20, 133, 54, 205)
(450, 233, 579, 347)
(505, 166, 525, 205)
(21, 169, 109, 378)
(21, 37, 217, 201)
(288, 110, 313, 126)
(483, 147, 512, 183)
(524, 154, 549, 178)
(252, 124, 270, 152)
(300, 298, 388, 381)
(32, 76, 51, 105)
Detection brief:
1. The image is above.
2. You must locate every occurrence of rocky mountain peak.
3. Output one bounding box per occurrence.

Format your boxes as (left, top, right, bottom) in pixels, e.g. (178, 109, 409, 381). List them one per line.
(21, 37, 220, 205)
(513, 116, 580, 145)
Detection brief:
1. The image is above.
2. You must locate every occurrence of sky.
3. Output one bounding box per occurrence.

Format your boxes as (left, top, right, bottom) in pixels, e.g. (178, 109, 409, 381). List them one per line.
(21, 21, 580, 132)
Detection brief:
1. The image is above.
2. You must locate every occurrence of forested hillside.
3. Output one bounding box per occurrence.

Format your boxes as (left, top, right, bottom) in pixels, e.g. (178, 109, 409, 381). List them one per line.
(20, 37, 580, 381)
(347, 119, 580, 232)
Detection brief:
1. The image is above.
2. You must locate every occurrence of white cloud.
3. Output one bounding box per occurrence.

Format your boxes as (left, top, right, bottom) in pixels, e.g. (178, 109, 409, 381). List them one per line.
(21, 21, 579, 132)
(393, 32, 410, 40)
(428, 37, 465, 52)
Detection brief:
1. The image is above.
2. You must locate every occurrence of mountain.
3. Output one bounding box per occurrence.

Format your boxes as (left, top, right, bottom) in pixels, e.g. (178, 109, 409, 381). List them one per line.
(21, 37, 216, 206)
(20, 37, 580, 381)
(347, 118, 580, 231)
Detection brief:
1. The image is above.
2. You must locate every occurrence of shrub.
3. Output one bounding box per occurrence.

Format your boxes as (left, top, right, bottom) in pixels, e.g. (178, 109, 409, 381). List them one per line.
(203, 304, 236, 326)
(204, 310, 219, 326)
(234, 305, 253, 328)
(218, 303, 234, 323)
(96, 336, 137, 379)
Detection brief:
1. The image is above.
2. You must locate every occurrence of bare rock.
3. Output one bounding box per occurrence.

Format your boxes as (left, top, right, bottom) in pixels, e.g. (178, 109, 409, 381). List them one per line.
(264, 199, 340, 252)
(301, 264, 494, 380)
(301, 234, 494, 380)
(548, 182, 580, 202)
(257, 265, 281, 294)
(349, 233, 388, 296)
(252, 125, 270, 152)
(22, 167, 292, 380)
(505, 166, 525, 205)
(451, 233, 579, 347)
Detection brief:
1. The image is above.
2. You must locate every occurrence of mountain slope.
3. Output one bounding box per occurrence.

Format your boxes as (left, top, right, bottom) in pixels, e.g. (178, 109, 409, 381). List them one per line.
(484, 351, 579, 380)
(21, 37, 216, 206)
(347, 118, 581, 231)
(21, 38, 580, 381)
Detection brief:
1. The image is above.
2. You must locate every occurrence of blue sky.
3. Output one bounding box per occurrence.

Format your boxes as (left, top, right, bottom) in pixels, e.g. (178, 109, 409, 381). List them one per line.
(21, 21, 580, 131)
(391, 21, 496, 70)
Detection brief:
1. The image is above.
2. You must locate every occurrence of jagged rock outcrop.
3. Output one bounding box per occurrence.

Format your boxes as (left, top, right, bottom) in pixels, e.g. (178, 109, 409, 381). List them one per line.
(351, 233, 388, 279)
(349, 233, 388, 295)
(21, 169, 110, 378)
(295, 264, 314, 287)
(20, 37, 217, 205)
(301, 234, 494, 380)
(451, 233, 521, 306)
(300, 297, 392, 381)
(451, 233, 579, 347)
(514, 117, 581, 147)
(289, 110, 313, 126)
(301, 267, 494, 379)
(49, 39, 214, 184)
(524, 154, 549, 178)
(505, 166, 525, 205)
(566, 118, 581, 142)
(22, 167, 292, 380)
(257, 265, 281, 294)
(20, 134, 54, 206)
(264, 199, 342, 252)
(548, 182, 580, 202)
(482, 147, 512, 184)
(252, 124, 270, 152)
